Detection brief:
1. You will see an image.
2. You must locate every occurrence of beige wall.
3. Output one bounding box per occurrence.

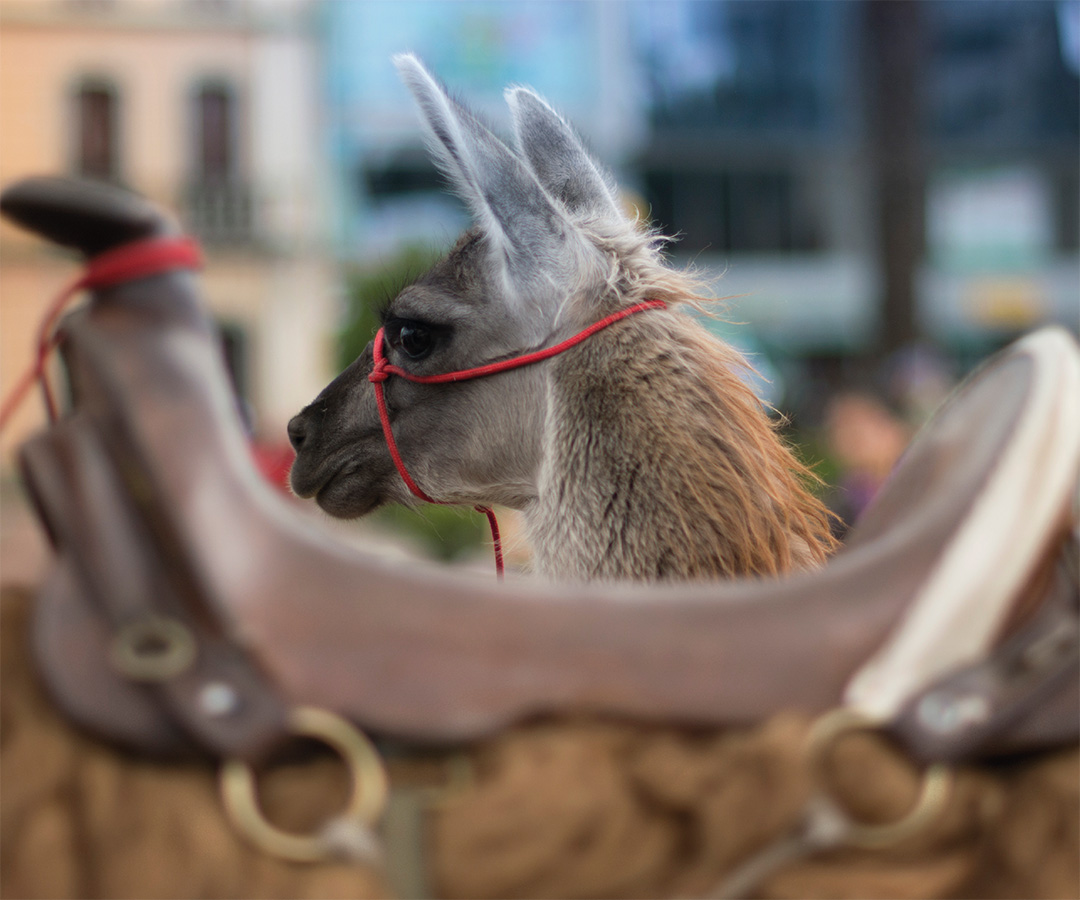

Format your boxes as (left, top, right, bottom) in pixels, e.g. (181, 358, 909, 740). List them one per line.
(0, 17, 253, 207)
(0, 1, 333, 458)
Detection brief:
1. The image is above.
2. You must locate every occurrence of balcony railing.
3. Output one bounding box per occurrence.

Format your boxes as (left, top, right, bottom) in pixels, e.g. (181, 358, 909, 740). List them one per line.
(181, 179, 256, 247)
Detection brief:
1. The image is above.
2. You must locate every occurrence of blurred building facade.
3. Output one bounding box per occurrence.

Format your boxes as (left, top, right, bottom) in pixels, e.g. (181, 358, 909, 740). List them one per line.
(635, 1, 1079, 355)
(0, 0, 333, 454)
(2, 0, 1077, 456)
(322, 0, 1079, 364)
(318, 0, 644, 258)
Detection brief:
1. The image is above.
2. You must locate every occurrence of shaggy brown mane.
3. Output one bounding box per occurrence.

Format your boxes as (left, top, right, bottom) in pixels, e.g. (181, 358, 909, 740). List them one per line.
(521, 217, 839, 581)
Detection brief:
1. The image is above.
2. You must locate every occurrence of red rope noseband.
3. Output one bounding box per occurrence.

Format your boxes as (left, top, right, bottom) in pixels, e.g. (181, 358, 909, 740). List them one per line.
(368, 298, 667, 579)
(0, 235, 203, 430)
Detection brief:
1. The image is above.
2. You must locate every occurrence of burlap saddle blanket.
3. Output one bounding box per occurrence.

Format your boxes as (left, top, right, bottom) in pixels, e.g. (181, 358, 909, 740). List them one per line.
(1, 177, 1077, 899)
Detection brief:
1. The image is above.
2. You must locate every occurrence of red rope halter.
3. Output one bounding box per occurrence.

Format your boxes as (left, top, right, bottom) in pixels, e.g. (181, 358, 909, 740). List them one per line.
(0, 235, 204, 430)
(367, 299, 668, 579)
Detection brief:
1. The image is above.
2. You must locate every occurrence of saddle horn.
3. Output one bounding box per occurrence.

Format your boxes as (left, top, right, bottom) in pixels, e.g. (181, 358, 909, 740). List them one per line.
(0, 175, 176, 258)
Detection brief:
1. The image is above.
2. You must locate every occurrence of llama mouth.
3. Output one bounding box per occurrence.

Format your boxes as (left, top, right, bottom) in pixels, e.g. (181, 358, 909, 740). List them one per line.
(290, 455, 351, 503)
(287, 456, 329, 500)
(290, 441, 392, 518)
(312, 465, 384, 518)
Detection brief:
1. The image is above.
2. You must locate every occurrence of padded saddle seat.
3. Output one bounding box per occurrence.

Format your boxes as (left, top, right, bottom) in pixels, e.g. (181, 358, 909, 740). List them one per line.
(5, 176, 1079, 761)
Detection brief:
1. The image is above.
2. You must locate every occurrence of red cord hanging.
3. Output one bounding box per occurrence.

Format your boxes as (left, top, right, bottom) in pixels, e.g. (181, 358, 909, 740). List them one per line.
(0, 235, 203, 430)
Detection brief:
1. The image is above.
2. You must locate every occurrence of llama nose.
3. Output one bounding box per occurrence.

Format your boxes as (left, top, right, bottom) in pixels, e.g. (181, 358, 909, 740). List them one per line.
(287, 414, 308, 452)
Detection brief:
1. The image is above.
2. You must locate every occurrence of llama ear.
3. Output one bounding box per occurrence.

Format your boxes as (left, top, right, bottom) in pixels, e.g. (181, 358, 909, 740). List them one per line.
(394, 54, 577, 308)
(505, 87, 623, 222)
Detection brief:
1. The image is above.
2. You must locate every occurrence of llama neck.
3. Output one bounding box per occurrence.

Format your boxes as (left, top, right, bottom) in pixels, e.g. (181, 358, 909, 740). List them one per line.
(524, 308, 835, 582)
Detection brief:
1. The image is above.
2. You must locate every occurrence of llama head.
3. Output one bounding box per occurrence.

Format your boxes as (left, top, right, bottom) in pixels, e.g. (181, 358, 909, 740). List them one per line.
(288, 54, 640, 517)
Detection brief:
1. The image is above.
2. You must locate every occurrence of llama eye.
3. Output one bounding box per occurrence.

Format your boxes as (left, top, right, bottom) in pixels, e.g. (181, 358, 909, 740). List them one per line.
(387, 321, 436, 361)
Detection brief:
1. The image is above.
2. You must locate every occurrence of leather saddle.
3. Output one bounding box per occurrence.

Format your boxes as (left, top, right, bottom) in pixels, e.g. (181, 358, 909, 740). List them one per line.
(3, 175, 1079, 773)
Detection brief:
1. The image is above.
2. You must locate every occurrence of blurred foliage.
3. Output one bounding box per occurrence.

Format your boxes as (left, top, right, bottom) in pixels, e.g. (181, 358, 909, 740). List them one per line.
(337, 244, 443, 370)
(368, 503, 492, 562)
(338, 244, 490, 562)
(783, 427, 842, 497)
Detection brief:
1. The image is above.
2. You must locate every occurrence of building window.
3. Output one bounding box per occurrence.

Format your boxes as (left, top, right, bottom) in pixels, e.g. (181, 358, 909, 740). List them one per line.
(218, 320, 250, 406)
(185, 80, 253, 244)
(363, 159, 444, 200)
(74, 80, 119, 181)
(631, 1, 846, 135)
(1053, 167, 1079, 252)
(65, 0, 115, 11)
(643, 169, 822, 254)
(196, 83, 235, 181)
(926, 1, 1079, 143)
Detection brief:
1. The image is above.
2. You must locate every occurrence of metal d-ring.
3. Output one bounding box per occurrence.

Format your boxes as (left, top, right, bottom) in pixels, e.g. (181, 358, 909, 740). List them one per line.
(220, 706, 389, 863)
(109, 616, 197, 681)
(805, 707, 953, 850)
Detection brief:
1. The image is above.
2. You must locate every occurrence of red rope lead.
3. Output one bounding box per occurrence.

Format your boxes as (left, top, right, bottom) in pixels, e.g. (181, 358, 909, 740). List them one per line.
(368, 299, 667, 579)
(478, 505, 503, 575)
(0, 235, 203, 431)
(369, 348, 438, 504)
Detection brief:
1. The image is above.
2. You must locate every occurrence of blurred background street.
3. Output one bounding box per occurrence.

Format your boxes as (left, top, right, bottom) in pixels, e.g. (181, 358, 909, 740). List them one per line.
(1, 0, 1077, 565)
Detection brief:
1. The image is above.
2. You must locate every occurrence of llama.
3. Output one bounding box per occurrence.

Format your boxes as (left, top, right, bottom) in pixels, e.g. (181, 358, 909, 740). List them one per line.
(288, 54, 837, 581)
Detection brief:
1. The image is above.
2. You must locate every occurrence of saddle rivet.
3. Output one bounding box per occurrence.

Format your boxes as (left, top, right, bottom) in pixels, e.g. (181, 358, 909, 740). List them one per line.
(917, 692, 990, 735)
(199, 681, 241, 718)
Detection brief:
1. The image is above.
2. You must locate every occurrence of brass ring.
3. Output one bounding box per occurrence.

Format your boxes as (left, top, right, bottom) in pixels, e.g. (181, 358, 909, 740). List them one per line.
(805, 707, 953, 850)
(109, 616, 197, 681)
(220, 706, 389, 863)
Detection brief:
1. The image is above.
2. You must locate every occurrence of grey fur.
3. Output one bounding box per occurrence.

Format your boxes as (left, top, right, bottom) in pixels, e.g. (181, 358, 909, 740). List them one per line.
(394, 54, 592, 337)
(505, 86, 623, 222)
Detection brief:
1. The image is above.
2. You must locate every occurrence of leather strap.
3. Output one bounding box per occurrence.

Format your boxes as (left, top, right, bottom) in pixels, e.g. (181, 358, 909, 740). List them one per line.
(892, 547, 1079, 763)
(21, 412, 290, 762)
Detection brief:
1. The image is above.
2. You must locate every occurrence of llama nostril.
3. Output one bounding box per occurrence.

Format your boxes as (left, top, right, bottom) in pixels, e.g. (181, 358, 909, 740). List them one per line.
(287, 414, 307, 452)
